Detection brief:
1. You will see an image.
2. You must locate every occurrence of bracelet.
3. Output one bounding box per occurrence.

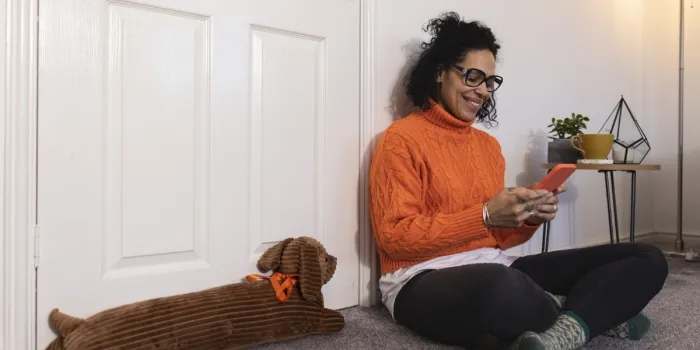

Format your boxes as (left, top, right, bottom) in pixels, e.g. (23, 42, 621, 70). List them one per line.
(482, 203, 492, 229)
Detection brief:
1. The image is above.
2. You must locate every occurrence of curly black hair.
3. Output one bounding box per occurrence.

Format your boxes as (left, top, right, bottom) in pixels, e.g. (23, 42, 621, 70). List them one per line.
(405, 12, 501, 127)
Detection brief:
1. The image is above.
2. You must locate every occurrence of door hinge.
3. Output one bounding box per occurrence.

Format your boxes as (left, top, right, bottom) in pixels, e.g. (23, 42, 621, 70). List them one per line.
(33, 224, 41, 267)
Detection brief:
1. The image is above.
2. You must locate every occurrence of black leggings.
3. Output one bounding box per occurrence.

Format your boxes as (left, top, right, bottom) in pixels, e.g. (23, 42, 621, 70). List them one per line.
(393, 242, 668, 349)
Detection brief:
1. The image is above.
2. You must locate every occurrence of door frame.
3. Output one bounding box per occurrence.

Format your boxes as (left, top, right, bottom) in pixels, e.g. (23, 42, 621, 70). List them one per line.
(2, 0, 378, 348)
(3, 0, 39, 349)
(358, 0, 379, 308)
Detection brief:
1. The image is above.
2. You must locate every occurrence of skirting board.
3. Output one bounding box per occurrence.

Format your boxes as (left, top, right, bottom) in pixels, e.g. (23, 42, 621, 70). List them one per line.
(540, 231, 664, 249)
(642, 231, 700, 239)
(572, 231, 660, 248)
(635, 231, 700, 257)
(539, 231, 700, 254)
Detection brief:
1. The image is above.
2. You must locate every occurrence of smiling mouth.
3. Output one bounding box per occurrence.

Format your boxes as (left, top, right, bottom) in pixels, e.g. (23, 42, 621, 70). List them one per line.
(463, 96, 483, 109)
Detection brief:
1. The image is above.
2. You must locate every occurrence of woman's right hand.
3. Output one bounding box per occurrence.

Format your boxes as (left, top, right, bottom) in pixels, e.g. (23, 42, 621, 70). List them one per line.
(485, 187, 551, 228)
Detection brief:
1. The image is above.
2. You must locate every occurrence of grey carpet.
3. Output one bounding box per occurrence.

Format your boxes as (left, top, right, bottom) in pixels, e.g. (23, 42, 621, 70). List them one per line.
(253, 257, 700, 349)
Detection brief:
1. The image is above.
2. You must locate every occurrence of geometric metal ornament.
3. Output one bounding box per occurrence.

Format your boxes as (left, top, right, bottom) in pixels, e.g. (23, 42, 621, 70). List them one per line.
(598, 95, 651, 164)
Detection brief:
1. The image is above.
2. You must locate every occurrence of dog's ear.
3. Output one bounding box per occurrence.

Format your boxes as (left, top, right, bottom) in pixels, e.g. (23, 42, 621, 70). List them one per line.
(298, 243, 323, 304)
(257, 238, 294, 273)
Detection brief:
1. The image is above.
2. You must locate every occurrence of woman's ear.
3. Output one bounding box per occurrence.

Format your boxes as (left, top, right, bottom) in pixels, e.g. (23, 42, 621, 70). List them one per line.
(298, 244, 323, 304)
(257, 238, 294, 273)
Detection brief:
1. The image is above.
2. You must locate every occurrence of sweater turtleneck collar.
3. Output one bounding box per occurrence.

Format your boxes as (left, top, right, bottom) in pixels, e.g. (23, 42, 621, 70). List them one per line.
(422, 99, 474, 133)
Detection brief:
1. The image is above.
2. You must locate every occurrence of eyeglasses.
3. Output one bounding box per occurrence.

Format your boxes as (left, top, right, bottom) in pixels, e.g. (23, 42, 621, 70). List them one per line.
(452, 65, 503, 92)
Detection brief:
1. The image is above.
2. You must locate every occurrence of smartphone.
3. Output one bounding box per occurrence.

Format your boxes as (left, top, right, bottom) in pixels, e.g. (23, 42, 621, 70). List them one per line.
(535, 164, 576, 192)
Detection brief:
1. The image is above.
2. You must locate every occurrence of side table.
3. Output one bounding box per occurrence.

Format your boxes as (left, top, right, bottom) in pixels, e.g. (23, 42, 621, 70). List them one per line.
(540, 163, 661, 253)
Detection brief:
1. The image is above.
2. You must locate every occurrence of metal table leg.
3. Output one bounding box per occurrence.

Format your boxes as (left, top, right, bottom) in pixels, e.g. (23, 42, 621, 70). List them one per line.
(603, 171, 614, 244)
(628, 170, 637, 242)
(541, 169, 553, 253)
(601, 170, 621, 244)
(610, 171, 621, 243)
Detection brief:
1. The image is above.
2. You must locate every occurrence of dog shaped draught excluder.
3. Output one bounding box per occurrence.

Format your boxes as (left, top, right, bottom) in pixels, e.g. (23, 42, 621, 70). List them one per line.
(46, 236, 345, 350)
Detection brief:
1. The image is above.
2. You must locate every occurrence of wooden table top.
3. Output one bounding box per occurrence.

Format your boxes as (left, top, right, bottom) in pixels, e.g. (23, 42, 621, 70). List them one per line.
(541, 163, 661, 171)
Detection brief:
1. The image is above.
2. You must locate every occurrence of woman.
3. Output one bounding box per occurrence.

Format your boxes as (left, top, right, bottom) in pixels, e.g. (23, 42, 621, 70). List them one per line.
(369, 12, 668, 350)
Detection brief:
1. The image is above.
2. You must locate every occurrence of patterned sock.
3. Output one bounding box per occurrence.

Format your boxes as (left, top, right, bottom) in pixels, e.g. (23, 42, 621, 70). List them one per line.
(548, 293, 651, 341)
(511, 311, 589, 350)
(603, 313, 651, 340)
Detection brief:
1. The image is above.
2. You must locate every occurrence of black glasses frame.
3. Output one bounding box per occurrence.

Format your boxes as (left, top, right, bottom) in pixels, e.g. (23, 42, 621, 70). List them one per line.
(452, 65, 503, 92)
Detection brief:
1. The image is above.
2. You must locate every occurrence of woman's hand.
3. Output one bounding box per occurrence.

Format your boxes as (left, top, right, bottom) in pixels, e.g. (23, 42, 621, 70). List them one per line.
(485, 187, 551, 228)
(523, 183, 567, 225)
(528, 182, 568, 195)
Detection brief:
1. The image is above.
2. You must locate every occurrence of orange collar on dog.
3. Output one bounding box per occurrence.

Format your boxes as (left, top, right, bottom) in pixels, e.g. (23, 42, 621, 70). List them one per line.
(246, 272, 298, 302)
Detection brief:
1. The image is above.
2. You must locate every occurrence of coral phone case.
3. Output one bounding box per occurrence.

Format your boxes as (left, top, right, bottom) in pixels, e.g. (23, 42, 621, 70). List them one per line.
(535, 164, 577, 192)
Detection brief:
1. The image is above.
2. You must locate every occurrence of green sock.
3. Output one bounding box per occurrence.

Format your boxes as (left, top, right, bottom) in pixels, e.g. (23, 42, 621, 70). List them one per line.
(603, 313, 651, 340)
(547, 293, 651, 341)
(512, 311, 589, 350)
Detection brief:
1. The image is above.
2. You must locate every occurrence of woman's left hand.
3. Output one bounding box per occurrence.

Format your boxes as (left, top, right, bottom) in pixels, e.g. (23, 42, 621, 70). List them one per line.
(524, 183, 567, 225)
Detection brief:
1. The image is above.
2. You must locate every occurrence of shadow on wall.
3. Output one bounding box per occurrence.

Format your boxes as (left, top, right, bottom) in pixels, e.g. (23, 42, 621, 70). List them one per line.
(515, 130, 582, 253)
(361, 38, 424, 299)
(515, 130, 549, 187)
(387, 39, 424, 121)
(515, 130, 580, 204)
(357, 131, 388, 303)
(360, 39, 427, 299)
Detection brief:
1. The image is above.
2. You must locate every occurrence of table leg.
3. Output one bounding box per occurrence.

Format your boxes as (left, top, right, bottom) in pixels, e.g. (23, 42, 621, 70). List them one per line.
(629, 170, 637, 242)
(603, 171, 614, 244)
(609, 172, 621, 243)
(601, 170, 623, 244)
(541, 223, 546, 252)
(541, 169, 553, 253)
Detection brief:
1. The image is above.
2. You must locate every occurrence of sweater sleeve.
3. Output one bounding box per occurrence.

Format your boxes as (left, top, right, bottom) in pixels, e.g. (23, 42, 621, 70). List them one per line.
(492, 224, 540, 251)
(369, 131, 493, 260)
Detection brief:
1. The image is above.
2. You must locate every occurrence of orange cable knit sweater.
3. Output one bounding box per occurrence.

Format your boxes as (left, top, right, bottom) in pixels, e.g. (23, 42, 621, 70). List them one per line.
(369, 102, 540, 275)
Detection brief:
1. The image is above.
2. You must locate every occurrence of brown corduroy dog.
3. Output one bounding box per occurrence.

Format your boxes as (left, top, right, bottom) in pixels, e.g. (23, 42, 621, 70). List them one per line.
(46, 236, 344, 350)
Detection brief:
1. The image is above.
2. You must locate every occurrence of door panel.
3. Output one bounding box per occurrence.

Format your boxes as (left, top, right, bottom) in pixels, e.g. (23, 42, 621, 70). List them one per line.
(37, 0, 360, 348)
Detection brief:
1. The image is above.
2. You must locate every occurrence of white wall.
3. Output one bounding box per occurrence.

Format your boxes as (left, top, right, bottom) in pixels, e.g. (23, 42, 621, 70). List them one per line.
(374, 0, 656, 254)
(643, 0, 700, 236)
(0, 0, 7, 345)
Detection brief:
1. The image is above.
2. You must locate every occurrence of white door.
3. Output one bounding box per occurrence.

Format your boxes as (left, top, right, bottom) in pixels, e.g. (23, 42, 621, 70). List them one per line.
(36, 0, 360, 348)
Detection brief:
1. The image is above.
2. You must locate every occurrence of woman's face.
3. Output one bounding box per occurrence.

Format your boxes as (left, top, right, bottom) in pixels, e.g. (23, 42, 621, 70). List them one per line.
(437, 49, 496, 123)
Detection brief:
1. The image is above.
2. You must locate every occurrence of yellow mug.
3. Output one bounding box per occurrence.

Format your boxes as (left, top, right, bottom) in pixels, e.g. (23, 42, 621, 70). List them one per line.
(570, 133, 614, 159)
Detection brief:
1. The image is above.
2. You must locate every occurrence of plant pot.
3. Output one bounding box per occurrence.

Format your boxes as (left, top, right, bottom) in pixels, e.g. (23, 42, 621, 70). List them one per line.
(547, 137, 583, 164)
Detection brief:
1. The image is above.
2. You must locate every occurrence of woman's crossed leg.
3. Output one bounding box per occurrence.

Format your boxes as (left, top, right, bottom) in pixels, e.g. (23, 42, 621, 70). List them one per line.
(393, 242, 668, 349)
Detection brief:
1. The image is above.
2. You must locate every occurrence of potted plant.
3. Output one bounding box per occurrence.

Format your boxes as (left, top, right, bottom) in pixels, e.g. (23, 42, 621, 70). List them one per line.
(547, 113, 589, 163)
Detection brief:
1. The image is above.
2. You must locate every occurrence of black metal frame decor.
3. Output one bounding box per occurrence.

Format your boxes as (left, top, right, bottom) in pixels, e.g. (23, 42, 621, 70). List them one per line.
(598, 95, 651, 164)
